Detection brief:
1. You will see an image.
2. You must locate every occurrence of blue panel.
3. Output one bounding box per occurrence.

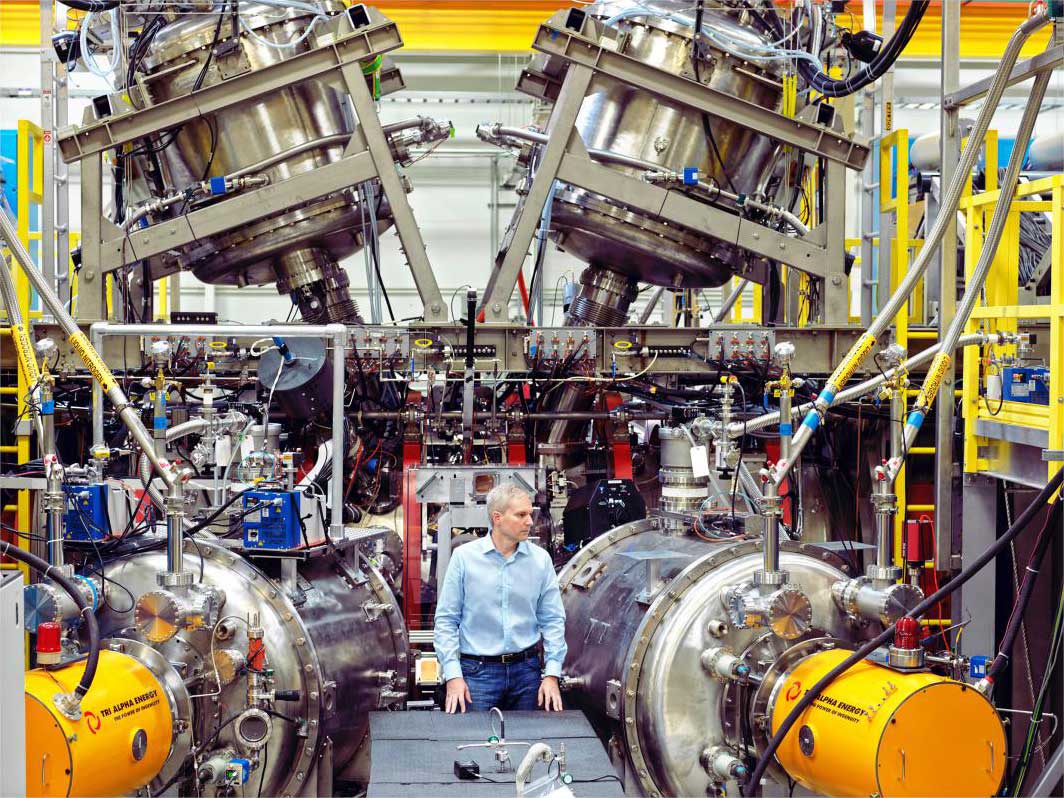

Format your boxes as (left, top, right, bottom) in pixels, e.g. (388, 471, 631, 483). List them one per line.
(242, 489, 302, 549)
(0, 130, 18, 218)
(64, 483, 110, 541)
(1002, 366, 1050, 405)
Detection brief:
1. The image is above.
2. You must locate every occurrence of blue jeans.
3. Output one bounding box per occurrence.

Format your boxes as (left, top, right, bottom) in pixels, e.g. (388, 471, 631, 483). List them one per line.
(461, 656, 541, 712)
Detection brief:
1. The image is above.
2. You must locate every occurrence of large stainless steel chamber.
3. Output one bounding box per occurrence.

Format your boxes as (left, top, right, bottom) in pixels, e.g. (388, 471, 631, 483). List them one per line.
(558, 519, 862, 797)
(96, 536, 408, 793)
(127, 2, 445, 323)
(543, 2, 784, 288)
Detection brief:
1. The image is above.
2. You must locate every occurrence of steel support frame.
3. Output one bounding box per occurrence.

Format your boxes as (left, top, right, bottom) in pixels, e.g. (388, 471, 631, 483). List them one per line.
(943, 46, 1064, 111)
(935, 0, 961, 571)
(58, 8, 446, 322)
(481, 40, 857, 323)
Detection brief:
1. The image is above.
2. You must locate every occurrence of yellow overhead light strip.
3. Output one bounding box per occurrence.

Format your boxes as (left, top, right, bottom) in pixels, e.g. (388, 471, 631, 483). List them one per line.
(0, 2, 1052, 58)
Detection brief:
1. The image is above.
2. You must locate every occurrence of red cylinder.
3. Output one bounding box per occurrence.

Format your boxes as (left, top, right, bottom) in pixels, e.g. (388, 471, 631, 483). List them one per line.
(36, 621, 62, 664)
(894, 616, 919, 650)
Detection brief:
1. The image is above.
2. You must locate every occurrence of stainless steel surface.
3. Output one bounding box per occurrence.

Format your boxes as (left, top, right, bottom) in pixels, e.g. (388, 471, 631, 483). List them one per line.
(658, 425, 707, 531)
(540, 7, 782, 288)
(127, 2, 366, 322)
(98, 536, 408, 792)
(936, 0, 959, 576)
(558, 519, 860, 796)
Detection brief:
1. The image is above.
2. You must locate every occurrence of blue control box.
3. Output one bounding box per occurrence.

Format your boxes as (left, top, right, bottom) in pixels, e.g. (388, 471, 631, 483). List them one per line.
(242, 490, 302, 550)
(1002, 366, 1049, 405)
(63, 483, 110, 541)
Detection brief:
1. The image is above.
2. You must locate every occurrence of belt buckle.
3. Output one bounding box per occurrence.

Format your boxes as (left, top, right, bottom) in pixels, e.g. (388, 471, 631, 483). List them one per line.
(501, 652, 517, 664)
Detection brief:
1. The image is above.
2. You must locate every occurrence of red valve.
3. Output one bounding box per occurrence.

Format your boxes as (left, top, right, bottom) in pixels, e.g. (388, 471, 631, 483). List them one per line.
(36, 621, 62, 664)
(894, 617, 919, 650)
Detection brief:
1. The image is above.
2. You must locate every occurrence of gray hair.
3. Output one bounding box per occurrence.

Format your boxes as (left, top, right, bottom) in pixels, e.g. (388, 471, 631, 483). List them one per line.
(485, 483, 532, 518)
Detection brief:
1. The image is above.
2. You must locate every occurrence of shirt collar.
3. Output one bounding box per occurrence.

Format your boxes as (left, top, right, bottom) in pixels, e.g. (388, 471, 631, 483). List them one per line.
(480, 532, 529, 558)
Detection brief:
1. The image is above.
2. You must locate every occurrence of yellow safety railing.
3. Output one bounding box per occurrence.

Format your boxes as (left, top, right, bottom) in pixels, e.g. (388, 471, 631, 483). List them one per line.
(961, 173, 1063, 485)
(0, 120, 44, 578)
(879, 128, 925, 566)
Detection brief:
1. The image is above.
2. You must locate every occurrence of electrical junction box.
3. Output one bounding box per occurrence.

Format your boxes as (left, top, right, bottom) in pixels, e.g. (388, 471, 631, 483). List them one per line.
(63, 483, 110, 541)
(1001, 366, 1049, 405)
(242, 489, 302, 550)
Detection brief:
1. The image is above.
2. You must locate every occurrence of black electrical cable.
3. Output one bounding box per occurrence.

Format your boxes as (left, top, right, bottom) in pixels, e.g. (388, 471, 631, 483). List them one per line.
(742, 464, 1064, 796)
(0, 540, 101, 700)
(1011, 584, 1064, 796)
(184, 489, 246, 536)
(796, 2, 929, 98)
(985, 499, 1061, 683)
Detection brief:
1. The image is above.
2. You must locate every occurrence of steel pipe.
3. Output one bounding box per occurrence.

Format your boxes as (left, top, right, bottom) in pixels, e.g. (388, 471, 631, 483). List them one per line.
(776, 12, 1051, 487)
(89, 322, 347, 532)
(0, 210, 175, 486)
(727, 332, 992, 439)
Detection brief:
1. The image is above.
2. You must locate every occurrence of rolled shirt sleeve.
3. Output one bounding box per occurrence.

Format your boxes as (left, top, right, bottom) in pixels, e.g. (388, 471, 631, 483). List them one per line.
(433, 551, 466, 682)
(535, 553, 568, 678)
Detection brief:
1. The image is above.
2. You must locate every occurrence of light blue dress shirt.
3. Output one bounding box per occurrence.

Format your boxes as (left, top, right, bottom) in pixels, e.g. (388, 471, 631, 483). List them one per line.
(433, 533, 567, 683)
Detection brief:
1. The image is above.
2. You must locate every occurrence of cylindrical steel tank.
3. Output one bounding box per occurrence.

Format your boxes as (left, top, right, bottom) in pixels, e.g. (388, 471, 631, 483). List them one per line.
(24, 643, 183, 797)
(558, 518, 859, 797)
(96, 536, 408, 793)
(544, 2, 784, 288)
(657, 425, 708, 530)
(766, 646, 1007, 797)
(129, 2, 402, 323)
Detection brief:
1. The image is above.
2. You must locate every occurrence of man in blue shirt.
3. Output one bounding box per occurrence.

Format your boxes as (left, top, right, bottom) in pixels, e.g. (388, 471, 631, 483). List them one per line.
(433, 483, 567, 713)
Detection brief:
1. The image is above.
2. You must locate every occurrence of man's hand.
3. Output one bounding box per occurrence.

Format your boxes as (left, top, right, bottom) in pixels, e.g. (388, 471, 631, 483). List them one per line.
(538, 676, 563, 712)
(445, 677, 471, 713)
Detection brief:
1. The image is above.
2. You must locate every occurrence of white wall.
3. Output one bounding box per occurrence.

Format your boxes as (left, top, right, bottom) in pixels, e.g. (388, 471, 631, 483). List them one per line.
(2, 45, 1061, 325)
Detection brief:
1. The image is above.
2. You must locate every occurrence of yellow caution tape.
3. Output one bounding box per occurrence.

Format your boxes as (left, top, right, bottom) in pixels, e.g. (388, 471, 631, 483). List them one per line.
(9, 323, 41, 387)
(833, 333, 876, 387)
(915, 353, 952, 410)
(69, 331, 118, 393)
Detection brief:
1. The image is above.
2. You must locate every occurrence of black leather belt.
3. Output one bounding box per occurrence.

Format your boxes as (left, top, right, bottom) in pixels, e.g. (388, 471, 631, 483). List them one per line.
(460, 645, 539, 664)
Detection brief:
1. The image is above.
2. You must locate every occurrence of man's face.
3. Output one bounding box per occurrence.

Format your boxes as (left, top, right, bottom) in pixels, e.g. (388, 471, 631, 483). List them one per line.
(492, 493, 534, 544)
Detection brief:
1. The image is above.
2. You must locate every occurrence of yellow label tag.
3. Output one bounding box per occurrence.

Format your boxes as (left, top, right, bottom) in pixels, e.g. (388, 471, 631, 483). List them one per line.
(613, 340, 633, 351)
(916, 353, 952, 410)
(69, 331, 118, 393)
(10, 324, 41, 386)
(834, 333, 876, 387)
(885, 102, 893, 132)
